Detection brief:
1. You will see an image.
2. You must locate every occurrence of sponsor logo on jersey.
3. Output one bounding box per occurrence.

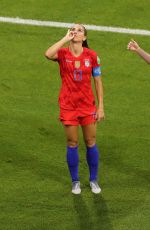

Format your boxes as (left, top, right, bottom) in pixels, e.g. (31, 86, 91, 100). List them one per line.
(66, 59, 72, 63)
(84, 59, 90, 67)
(75, 61, 80, 68)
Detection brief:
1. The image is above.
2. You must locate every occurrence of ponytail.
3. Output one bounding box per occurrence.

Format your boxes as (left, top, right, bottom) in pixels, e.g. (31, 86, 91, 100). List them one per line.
(82, 39, 89, 48)
(81, 25, 89, 48)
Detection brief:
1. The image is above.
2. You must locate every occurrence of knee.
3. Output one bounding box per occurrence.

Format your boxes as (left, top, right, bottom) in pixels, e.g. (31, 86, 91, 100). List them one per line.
(67, 138, 78, 147)
(85, 137, 96, 147)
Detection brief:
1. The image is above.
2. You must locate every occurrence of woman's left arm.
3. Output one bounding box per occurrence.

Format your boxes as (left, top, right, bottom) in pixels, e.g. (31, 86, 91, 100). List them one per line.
(94, 76, 105, 122)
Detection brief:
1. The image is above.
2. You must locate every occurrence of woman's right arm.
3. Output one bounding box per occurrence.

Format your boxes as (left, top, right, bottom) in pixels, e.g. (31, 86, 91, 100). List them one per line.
(127, 40, 150, 64)
(45, 30, 74, 60)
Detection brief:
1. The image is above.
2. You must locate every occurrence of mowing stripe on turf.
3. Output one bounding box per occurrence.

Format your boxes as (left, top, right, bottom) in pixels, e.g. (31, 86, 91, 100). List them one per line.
(0, 16, 150, 36)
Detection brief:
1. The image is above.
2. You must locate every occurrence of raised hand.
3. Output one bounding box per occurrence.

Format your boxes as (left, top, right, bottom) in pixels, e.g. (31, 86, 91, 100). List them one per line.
(127, 39, 150, 64)
(127, 39, 140, 52)
(63, 29, 75, 42)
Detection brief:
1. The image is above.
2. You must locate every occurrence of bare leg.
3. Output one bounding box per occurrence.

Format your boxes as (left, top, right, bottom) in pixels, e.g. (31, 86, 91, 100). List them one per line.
(64, 125, 78, 147)
(81, 122, 97, 147)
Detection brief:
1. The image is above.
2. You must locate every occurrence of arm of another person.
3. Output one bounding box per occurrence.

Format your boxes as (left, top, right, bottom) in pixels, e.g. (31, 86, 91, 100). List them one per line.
(94, 76, 105, 122)
(45, 30, 74, 60)
(127, 39, 150, 64)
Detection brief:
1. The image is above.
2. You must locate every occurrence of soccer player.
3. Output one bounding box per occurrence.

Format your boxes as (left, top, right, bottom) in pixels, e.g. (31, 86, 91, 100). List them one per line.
(45, 24, 105, 194)
(127, 39, 150, 64)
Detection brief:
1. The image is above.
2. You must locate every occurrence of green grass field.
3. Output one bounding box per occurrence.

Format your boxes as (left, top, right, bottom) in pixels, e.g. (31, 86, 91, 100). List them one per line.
(0, 1, 150, 230)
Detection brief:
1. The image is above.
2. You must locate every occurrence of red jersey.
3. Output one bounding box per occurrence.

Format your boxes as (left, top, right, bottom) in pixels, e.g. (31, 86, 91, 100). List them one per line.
(56, 47, 101, 111)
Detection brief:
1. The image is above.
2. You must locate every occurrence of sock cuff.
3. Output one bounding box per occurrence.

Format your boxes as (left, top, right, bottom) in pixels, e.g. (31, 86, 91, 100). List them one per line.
(86, 144, 97, 154)
(67, 145, 78, 153)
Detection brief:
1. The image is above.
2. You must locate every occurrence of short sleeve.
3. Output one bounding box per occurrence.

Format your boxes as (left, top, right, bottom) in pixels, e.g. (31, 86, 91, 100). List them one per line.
(91, 52, 102, 77)
(55, 48, 64, 62)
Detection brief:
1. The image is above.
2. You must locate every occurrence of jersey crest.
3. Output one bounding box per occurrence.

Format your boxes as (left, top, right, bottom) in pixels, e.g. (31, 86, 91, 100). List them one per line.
(84, 59, 90, 67)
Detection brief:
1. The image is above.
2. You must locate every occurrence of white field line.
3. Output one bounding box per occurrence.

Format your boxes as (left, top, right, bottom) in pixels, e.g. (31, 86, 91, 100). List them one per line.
(0, 16, 150, 36)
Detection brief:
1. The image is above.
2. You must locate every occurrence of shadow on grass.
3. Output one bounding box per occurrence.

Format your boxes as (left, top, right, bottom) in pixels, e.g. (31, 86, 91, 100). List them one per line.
(93, 195, 113, 230)
(73, 195, 93, 230)
(73, 195, 113, 230)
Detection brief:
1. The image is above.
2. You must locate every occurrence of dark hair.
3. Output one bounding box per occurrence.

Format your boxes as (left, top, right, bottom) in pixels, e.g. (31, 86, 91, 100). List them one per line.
(81, 25, 89, 48)
(82, 39, 89, 48)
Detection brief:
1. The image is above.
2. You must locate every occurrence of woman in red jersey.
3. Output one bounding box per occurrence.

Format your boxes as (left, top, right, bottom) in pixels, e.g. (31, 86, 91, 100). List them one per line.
(128, 39, 150, 64)
(45, 24, 105, 194)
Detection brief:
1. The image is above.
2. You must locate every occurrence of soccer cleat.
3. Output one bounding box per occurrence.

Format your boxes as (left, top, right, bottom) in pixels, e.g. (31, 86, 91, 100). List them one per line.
(90, 180, 101, 194)
(72, 181, 81, 194)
